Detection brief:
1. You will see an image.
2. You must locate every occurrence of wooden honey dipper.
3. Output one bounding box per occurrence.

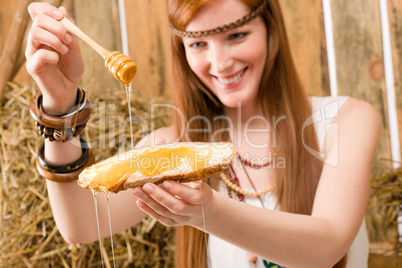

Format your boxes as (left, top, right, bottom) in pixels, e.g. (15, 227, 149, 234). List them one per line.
(60, 17, 137, 84)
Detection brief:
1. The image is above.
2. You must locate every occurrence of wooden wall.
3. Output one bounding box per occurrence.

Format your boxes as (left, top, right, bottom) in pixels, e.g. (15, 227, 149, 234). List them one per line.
(281, 0, 401, 178)
(0, 0, 401, 241)
(69, 0, 124, 93)
(124, 0, 171, 98)
(389, 0, 402, 166)
(0, 1, 20, 53)
(281, 0, 330, 97)
(331, 0, 391, 176)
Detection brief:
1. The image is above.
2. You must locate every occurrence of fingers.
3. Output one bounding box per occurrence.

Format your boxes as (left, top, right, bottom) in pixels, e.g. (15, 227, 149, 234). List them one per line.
(33, 13, 72, 44)
(136, 199, 180, 227)
(26, 21, 70, 58)
(162, 180, 207, 205)
(58, 6, 75, 22)
(26, 3, 73, 59)
(25, 3, 76, 78)
(28, 2, 63, 21)
(132, 185, 192, 226)
(131, 181, 212, 227)
(26, 48, 59, 77)
(135, 183, 195, 215)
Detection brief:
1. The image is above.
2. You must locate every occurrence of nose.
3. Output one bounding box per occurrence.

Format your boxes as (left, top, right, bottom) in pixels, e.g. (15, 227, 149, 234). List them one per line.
(207, 42, 234, 74)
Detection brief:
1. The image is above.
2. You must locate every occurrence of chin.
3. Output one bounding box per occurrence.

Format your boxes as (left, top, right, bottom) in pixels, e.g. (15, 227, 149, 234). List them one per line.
(220, 100, 242, 108)
(217, 92, 258, 109)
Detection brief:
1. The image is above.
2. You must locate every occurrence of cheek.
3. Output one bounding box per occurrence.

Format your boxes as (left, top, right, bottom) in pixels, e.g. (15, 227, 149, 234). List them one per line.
(245, 44, 267, 84)
(246, 39, 267, 66)
(185, 51, 205, 79)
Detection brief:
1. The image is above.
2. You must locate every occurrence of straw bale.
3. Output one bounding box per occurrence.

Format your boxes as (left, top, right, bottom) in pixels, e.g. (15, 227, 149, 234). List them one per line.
(367, 166, 402, 257)
(0, 81, 174, 267)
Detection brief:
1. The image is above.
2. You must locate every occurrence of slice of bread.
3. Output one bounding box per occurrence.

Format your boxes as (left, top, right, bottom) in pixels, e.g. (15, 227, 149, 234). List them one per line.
(78, 142, 236, 193)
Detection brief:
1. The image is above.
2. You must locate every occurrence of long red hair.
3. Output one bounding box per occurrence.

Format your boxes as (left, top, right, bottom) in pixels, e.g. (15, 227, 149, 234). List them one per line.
(167, 0, 346, 267)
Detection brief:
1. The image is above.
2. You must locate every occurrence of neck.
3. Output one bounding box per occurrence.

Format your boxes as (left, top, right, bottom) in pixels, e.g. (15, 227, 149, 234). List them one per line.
(223, 101, 266, 130)
(223, 101, 271, 149)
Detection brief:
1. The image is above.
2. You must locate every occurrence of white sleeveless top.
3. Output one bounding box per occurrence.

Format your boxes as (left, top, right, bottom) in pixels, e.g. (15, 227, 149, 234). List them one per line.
(207, 96, 369, 268)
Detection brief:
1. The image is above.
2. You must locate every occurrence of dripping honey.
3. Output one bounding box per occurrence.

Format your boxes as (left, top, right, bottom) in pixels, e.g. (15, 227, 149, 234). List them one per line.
(83, 146, 212, 192)
(104, 51, 137, 84)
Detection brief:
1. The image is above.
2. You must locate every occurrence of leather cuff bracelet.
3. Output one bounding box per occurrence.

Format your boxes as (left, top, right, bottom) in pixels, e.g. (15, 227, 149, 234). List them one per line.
(29, 88, 91, 142)
(36, 138, 95, 182)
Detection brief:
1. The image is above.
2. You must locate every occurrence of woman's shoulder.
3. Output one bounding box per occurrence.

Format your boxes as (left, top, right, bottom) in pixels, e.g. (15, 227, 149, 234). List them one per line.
(339, 96, 381, 123)
(309, 95, 349, 110)
(328, 96, 381, 147)
(318, 96, 381, 166)
(309, 95, 380, 121)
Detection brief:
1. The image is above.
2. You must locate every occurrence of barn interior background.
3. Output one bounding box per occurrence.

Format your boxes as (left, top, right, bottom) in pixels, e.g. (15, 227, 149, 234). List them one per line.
(0, 0, 401, 267)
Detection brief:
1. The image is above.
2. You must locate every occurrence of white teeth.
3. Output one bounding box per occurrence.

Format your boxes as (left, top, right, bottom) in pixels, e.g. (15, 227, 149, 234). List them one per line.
(217, 69, 245, 85)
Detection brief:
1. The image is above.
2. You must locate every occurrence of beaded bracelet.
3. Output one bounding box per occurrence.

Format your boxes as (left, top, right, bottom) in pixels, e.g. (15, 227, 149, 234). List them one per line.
(36, 138, 95, 182)
(34, 121, 87, 142)
(29, 88, 91, 142)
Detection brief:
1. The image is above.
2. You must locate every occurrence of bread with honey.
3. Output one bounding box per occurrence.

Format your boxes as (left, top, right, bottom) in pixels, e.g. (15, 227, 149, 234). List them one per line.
(78, 142, 236, 193)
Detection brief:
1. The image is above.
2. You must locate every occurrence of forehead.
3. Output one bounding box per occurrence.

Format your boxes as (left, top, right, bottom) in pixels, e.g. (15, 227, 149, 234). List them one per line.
(185, 0, 251, 32)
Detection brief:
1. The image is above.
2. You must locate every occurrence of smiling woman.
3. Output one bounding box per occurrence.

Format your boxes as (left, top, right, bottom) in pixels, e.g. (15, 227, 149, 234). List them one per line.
(24, 0, 381, 268)
(182, 0, 267, 110)
(167, 0, 380, 267)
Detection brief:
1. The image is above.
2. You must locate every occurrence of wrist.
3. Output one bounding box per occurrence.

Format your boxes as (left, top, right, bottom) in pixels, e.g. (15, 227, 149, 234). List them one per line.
(41, 91, 78, 116)
(193, 189, 217, 231)
(30, 88, 90, 142)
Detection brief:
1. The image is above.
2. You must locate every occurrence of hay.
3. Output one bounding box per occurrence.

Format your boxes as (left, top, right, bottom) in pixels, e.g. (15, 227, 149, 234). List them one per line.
(367, 166, 402, 258)
(0, 81, 174, 267)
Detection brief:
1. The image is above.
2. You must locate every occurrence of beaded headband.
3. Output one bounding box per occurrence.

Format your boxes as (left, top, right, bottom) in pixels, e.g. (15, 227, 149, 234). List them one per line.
(170, 0, 268, 38)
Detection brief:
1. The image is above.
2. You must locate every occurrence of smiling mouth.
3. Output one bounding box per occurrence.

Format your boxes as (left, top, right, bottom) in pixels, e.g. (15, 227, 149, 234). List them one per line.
(216, 68, 247, 86)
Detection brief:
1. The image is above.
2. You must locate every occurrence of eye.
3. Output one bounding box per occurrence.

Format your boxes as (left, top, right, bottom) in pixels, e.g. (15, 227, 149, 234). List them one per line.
(189, 41, 206, 48)
(229, 32, 248, 41)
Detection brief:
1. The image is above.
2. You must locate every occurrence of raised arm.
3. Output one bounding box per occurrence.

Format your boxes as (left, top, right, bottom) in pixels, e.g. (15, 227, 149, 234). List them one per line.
(25, 2, 171, 244)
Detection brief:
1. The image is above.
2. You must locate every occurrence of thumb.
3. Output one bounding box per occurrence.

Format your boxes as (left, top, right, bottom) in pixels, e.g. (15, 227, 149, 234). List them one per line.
(155, 137, 166, 145)
(58, 6, 75, 23)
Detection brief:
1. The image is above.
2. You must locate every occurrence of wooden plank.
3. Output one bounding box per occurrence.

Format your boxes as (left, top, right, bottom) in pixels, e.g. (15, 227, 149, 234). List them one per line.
(331, 0, 396, 243)
(72, 0, 123, 96)
(280, 0, 329, 96)
(0, 0, 33, 100)
(388, 0, 402, 164)
(0, 0, 19, 54)
(331, 0, 392, 176)
(124, 0, 171, 98)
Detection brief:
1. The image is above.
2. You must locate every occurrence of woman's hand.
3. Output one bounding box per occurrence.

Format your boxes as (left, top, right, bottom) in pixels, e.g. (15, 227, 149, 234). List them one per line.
(26, 2, 84, 115)
(131, 137, 214, 228)
(132, 180, 214, 228)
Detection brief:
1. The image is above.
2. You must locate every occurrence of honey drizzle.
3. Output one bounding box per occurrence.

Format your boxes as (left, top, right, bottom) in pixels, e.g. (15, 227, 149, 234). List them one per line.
(92, 189, 117, 268)
(92, 190, 105, 268)
(125, 83, 134, 149)
(91, 82, 133, 267)
(90, 51, 136, 266)
(106, 193, 117, 268)
(199, 180, 208, 251)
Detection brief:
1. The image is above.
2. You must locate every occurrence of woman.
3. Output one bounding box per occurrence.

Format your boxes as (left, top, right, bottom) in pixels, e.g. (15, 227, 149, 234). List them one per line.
(25, 0, 381, 267)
